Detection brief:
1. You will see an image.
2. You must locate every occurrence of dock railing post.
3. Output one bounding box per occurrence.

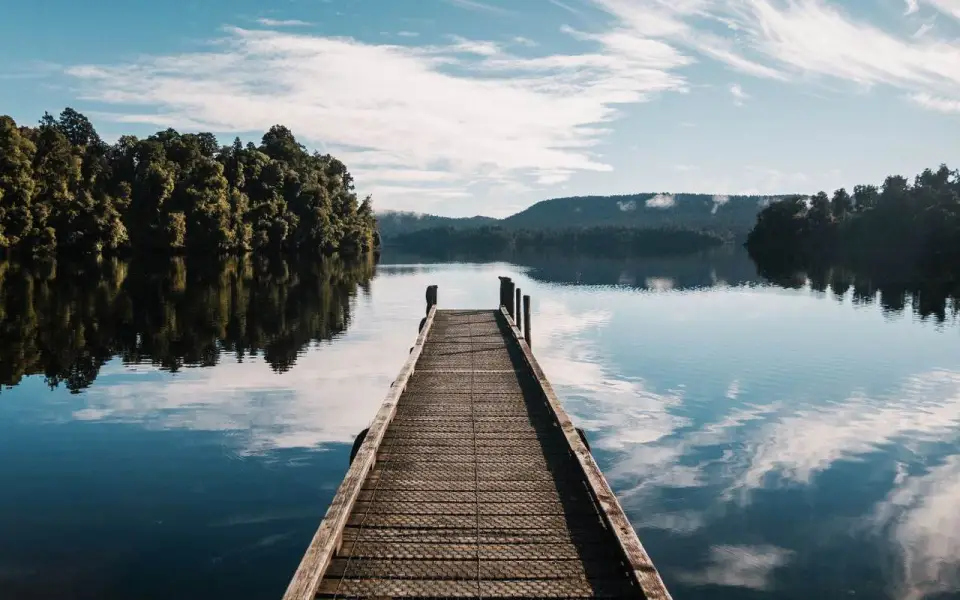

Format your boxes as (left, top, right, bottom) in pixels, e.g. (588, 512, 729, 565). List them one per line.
(498, 276, 515, 320)
(515, 287, 522, 330)
(498, 276, 507, 311)
(425, 285, 438, 314)
(523, 294, 531, 347)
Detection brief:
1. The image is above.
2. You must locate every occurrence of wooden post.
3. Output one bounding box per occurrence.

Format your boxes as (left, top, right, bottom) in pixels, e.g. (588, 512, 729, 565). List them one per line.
(498, 276, 508, 310)
(515, 287, 522, 330)
(498, 276, 514, 320)
(523, 294, 531, 347)
(425, 285, 438, 315)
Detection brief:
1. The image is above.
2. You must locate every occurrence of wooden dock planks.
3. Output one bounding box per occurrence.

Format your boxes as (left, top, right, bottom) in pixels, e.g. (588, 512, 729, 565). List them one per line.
(283, 292, 672, 600)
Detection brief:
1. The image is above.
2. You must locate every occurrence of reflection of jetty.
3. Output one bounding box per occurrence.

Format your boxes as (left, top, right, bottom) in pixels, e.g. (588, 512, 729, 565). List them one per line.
(283, 278, 671, 599)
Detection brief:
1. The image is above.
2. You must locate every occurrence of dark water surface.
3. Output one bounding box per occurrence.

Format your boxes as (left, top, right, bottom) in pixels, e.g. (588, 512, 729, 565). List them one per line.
(1, 250, 959, 599)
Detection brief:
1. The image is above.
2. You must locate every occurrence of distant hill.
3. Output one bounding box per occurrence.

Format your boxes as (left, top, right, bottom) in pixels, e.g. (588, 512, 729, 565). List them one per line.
(378, 193, 782, 239)
(375, 211, 497, 238)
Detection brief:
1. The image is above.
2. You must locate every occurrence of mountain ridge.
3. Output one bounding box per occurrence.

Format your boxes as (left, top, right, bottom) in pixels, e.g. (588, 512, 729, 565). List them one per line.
(377, 192, 785, 239)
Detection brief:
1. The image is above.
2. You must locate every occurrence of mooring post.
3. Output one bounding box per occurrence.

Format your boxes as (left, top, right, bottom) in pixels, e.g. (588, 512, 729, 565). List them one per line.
(523, 294, 531, 347)
(515, 287, 522, 330)
(498, 276, 515, 320)
(425, 285, 438, 315)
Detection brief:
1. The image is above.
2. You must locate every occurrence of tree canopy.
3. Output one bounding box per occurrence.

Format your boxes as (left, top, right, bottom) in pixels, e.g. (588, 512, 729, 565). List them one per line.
(0, 109, 379, 257)
(746, 164, 960, 280)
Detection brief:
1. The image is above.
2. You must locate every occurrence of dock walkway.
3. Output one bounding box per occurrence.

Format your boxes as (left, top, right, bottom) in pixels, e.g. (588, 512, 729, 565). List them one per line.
(283, 281, 671, 599)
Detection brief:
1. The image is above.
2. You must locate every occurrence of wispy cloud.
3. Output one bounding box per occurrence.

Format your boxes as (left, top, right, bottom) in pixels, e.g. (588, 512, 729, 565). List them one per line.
(256, 18, 312, 27)
(646, 193, 676, 208)
(677, 545, 794, 591)
(397, 31, 420, 37)
(730, 82, 749, 106)
(871, 455, 960, 600)
(905, 0, 920, 15)
(925, 0, 960, 20)
(728, 369, 960, 501)
(441, 0, 515, 16)
(66, 24, 690, 211)
(588, 0, 960, 112)
(909, 92, 960, 113)
(548, 0, 584, 15)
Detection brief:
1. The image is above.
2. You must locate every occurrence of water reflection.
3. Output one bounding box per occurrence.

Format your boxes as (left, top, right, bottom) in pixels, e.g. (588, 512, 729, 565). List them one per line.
(381, 246, 761, 291)
(0, 255, 376, 392)
(2, 249, 960, 599)
(756, 262, 960, 325)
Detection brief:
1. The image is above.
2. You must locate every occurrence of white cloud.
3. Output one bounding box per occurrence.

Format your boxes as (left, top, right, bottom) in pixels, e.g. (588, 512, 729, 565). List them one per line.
(441, 0, 516, 16)
(728, 370, 960, 501)
(256, 18, 311, 27)
(725, 378, 740, 399)
(909, 92, 960, 113)
(712, 193, 730, 214)
(673, 163, 696, 172)
(589, 0, 960, 112)
(66, 25, 690, 211)
(645, 193, 675, 208)
(446, 35, 502, 56)
(913, 23, 933, 38)
(730, 82, 749, 106)
(872, 455, 960, 600)
(677, 545, 794, 591)
(512, 36, 537, 47)
(397, 31, 420, 37)
(905, 0, 920, 15)
(925, 0, 960, 19)
(617, 199, 637, 211)
(548, 0, 584, 15)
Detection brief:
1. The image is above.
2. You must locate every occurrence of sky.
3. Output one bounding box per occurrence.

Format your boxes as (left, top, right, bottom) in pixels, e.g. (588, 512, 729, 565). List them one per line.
(1, 0, 959, 217)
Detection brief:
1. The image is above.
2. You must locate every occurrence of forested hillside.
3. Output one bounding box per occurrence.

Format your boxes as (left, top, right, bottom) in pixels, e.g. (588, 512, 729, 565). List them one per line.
(375, 211, 497, 238)
(378, 193, 779, 239)
(502, 193, 780, 234)
(0, 109, 378, 257)
(389, 225, 725, 258)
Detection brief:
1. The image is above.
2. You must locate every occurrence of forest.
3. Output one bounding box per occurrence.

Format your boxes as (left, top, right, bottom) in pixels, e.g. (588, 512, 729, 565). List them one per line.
(388, 225, 726, 259)
(746, 164, 960, 279)
(0, 109, 378, 257)
(0, 254, 376, 392)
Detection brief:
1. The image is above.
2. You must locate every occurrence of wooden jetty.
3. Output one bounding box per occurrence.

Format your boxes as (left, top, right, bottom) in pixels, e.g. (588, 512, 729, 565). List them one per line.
(283, 278, 671, 599)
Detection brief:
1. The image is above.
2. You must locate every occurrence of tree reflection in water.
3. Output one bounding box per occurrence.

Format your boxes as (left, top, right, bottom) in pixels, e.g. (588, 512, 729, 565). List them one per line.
(0, 254, 376, 393)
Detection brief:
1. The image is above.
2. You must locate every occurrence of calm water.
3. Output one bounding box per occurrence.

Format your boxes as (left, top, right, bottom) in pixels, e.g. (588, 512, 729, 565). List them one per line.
(1, 250, 959, 599)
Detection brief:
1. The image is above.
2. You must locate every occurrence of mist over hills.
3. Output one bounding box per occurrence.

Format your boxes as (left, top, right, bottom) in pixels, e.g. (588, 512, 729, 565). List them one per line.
(376, 192, 782, 239)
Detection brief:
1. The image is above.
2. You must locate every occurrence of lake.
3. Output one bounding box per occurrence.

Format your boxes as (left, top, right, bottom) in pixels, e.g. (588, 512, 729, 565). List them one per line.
(1, 249, 959, 599)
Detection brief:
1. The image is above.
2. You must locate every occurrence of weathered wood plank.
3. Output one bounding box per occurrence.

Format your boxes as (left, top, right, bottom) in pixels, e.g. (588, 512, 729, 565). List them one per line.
(279, 304, 438, 600)
(498, 306, 673, 600)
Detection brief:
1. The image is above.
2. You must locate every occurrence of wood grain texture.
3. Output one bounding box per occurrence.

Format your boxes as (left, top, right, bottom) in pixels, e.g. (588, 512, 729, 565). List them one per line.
(280, 304, 438, 600)
(498, 305, 674, 600)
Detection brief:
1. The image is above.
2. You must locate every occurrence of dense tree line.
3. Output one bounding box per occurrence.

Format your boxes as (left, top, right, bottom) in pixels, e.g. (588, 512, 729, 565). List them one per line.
(746, 165, 960, 278)
(0, 109, 378, 257)
(0, 254, 375, 392)
(389, 225, 725, 258)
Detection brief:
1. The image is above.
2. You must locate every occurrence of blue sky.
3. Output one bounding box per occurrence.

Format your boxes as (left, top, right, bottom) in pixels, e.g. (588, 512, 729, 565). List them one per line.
(2, 0, 959, 217)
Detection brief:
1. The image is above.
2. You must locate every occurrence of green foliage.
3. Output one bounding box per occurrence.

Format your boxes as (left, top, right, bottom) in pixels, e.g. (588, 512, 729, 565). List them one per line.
(746, 164, 960, 279)
(0, 110, 379, 258)
(390, 225, 725, 258)
(0, 254, 377, 392)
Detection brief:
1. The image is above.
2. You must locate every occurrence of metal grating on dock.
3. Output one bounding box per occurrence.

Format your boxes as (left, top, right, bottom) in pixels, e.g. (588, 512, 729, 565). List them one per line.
(283, 286, 671, 600)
